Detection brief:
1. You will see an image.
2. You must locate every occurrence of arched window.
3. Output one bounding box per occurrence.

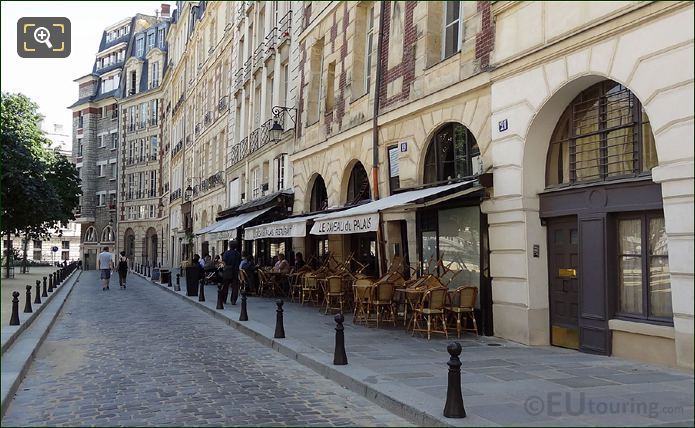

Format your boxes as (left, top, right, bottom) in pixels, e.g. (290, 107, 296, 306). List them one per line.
(546, 80, 658, 187)
(347, 162, 371, 205)
(424, 123, 480, 184)
(101, 226, 115, 243)
(310, 175, 328, 212)
(84, 227, 97, 243)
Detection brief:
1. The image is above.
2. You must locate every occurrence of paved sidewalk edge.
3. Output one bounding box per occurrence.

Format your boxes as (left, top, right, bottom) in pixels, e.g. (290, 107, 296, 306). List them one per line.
(0, 271, 82, 418)
(145, 273, 486, 427)
(1, 269, 80, 355)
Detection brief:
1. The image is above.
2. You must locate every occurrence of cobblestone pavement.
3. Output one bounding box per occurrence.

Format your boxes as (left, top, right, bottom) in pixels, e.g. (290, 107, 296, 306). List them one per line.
(2, 271, 411, 426)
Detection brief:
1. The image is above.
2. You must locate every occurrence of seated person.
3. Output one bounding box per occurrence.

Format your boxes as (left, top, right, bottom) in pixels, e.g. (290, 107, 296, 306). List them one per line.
(240, 253, 257, 292)
(273, 253, 291, 274)
(294, 252, 306, 270)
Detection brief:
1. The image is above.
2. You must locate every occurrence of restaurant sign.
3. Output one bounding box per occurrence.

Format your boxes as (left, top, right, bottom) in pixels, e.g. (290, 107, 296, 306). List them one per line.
(208, 229, 237, 241)
(244, 221, 307, 240)
(310, 213, 379, 235)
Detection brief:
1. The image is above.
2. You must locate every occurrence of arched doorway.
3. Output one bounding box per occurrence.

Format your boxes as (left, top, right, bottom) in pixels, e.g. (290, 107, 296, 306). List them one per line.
(343, 162, 377, 276)
(538, 79, 668, 354)
(123, 228, 135, 261)
(145, 227, 158, 266)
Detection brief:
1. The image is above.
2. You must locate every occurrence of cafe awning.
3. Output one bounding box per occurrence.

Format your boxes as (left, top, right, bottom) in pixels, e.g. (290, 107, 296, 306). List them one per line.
(197, 207, 272, 241)
(309, 180, 479, 236)
(243, 213, 323, 240)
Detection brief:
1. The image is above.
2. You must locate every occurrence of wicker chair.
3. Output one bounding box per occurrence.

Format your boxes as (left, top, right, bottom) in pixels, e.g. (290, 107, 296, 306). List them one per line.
(324, 275, 345, 314)
(447, 286, 478, 337)
(372, 281, 396, 327)
(353, 278, 375, 325)
(301, 272, 320, 305)
(412, 286, 449, 340)
(239, 269, 248, 292)
(288, 271, 304, 302)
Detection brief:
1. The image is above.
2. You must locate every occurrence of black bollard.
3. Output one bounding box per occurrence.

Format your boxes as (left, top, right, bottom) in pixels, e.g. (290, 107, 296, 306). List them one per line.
(43, 277, 49, 297)
(333, 313, 348, 365)
(443, 342, 466, 418)
(44, 276, 49, 293)
(34, 280, 42, 304)
(274, 300, 285, 339)
(239, 288, 248, 321)
(175, 273, 181, 292)
(9, 291, 20, 325)
(24, 285, 33, 313)
(216, 284, 224, 310)
(198, 280, 205, 302)
(167, 272, 172, 288)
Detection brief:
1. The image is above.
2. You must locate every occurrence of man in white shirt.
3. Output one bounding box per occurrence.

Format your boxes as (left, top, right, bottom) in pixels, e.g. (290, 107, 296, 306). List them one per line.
(97, 246, 114, 291)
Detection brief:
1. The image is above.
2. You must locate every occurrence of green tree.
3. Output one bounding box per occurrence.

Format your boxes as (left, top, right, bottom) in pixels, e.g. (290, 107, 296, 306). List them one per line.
(1, 92, 81, 277)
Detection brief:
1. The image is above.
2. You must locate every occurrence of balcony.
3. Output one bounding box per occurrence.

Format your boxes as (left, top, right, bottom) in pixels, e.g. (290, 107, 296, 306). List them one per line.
(265, 28, 277, 61)
(195, 123, 201, 135)
(218, 96, 228, 112)
(253, 44, 264, 71)
(172, 139, 184, 156)
(233, 69, 243, 92)
(278, 10, 292, 45)
(243, 58, 252, 82)
(204, 111, 212, 126)
(170, 188, 182, 202)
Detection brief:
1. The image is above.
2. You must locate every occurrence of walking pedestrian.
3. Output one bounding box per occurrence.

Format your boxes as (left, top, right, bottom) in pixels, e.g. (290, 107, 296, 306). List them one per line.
(97, 246, 114, 291)
(117, 251, 129, 289)
(221, 242, 241, 304)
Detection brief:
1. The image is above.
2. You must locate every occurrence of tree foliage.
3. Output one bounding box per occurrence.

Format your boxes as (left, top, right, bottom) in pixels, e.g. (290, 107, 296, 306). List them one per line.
(1, 92, 81, 273)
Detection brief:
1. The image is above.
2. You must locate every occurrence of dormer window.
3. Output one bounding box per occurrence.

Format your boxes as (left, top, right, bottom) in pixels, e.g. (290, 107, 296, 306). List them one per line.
(136, 37, 144, 57)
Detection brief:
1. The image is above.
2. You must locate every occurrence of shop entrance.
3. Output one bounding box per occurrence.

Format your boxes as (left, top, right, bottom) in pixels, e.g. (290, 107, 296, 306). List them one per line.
(350, 232, 378, 277)
(547, 217, 579, 350)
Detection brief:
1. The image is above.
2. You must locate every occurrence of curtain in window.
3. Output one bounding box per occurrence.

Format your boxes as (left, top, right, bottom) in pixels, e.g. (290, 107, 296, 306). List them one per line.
(618, 219, 642, 314)
(648, 217, 672, 317)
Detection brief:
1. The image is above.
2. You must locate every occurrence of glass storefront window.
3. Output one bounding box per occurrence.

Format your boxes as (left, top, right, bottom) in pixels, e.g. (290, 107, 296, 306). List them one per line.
(438, 207, 480, 291)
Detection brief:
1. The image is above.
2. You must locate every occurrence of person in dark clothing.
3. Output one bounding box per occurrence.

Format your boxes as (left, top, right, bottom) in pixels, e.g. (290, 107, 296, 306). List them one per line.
(221, 242, 242, 304)
(117, 251, 129, 289)
(294, 252, 306, 270)
(240, 252, 257, 293)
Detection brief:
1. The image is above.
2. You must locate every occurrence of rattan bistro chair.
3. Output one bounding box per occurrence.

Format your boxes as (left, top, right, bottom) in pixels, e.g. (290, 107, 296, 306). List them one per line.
(412, 286, 449, 340)
(324, 275, 345, 314)
(372, 281, 397, 328)
(301, 272, 320, 305)
(447, 286, 479, 338)
(352, 279, 375, 325)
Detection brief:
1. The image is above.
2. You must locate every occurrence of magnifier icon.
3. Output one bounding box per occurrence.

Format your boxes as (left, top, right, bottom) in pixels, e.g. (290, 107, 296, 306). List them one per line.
(33, 26, 53, 49)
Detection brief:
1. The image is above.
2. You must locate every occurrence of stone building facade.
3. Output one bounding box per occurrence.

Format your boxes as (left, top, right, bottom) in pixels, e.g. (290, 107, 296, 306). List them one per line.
(70, 12, 169, 269)
(284, 1, 693, 370)
(117, 12, 171, 268)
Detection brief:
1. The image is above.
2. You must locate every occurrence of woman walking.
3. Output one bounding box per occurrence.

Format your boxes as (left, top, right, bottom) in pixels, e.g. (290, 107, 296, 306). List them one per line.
(117, 251, 129, 289)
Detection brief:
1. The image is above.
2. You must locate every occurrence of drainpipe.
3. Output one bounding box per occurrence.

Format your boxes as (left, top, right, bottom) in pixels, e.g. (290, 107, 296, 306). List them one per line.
(373, 1, 387, 276)
(371, 0, 386, 200)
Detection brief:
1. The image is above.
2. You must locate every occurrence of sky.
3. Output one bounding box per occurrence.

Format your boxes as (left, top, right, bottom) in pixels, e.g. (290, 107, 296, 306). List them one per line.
(1, 1, 166, 149)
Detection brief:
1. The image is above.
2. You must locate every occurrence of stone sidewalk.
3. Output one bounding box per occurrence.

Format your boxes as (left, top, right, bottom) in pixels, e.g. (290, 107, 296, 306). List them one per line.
(150, 272, 694, 427)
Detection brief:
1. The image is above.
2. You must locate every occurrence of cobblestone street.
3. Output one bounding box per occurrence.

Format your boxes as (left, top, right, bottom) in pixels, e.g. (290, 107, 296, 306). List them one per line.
(2, 271, 409, 426)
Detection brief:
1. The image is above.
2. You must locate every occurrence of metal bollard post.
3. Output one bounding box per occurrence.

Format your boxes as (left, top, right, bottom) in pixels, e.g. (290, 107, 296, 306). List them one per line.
(44, 276, 49, 293)
(216, 284, 224, 310)
(274, 300, 285, 339)
(198, 280, 205, 302)
(443, 342, 466, 418)
(43, 277, 49, 297)
(239, 288, 248, 321)
(174, 273, 181, 292)
(167, 272, 172, 288)
(24, 285, 33, 313)
(333, 313, 348, 365)
(9, 291, 20, 326)
(34, 280, 41, 304)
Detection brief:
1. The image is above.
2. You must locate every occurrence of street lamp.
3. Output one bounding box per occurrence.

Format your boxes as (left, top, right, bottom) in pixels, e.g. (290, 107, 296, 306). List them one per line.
(269, 106, 297, 143)
(184, 176, 205, 201)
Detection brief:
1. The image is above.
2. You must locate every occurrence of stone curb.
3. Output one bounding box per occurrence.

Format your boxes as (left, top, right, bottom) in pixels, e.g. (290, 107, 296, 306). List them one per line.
(0, 270, 82, 418)
(144, 273, 491, 427)
(1, 269, 80, 355)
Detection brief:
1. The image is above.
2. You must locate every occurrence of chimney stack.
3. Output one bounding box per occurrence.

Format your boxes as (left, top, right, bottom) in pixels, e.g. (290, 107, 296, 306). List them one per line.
(160, 4, 171, 18)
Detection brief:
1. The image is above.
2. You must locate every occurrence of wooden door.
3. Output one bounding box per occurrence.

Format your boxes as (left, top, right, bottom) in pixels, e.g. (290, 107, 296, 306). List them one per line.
(547, 217, 579, 349)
